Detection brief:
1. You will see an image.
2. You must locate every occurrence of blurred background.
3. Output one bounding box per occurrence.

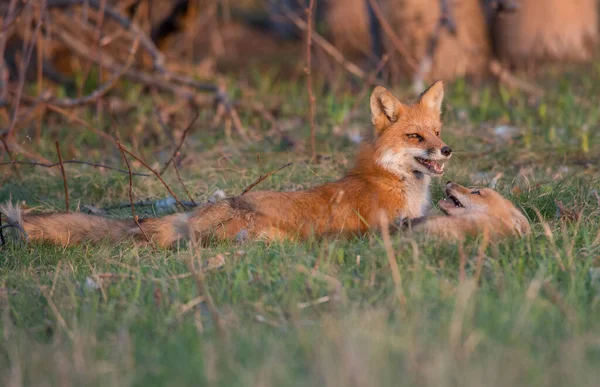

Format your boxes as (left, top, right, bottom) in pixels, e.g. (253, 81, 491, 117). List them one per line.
(1, 0, 598, 149)
(3, 3, 600, 386)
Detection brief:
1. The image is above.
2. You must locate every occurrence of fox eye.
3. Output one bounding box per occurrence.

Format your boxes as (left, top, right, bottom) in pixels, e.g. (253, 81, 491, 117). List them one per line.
(471, 190, 481, 195)
(406, 133, 424, 142)
(435, 131, 440, 137)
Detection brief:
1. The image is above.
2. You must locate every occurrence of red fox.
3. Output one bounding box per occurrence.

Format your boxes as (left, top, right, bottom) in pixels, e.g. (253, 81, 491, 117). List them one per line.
(1, 81, 453, 248)
(408, 181, 531, 241)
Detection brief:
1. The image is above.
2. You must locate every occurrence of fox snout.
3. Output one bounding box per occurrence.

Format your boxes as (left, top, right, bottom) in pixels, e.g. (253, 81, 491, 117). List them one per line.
(427, 143, 452, 159)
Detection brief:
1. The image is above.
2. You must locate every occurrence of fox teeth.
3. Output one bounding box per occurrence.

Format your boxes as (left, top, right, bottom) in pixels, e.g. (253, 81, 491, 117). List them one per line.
(416, 158, 444, 174)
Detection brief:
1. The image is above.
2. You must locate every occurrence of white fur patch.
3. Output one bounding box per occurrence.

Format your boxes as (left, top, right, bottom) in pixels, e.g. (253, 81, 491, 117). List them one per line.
(376, 148, 412, 179)
(375, 148, 433, 219)
(0, 201, 23, 227)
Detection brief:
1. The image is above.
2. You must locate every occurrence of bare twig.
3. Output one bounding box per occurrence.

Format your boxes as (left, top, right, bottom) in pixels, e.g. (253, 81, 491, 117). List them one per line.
(366, 0, 418, 72)
(37, 36, 140, 107)
(241, 162, 292, 196)
(117, 142, 187, 210)
(6, 1, 43, 139)
(45, 104, 117, 142)
(340, 54, 390, 130)
(304, 0, 317, 162)
(116, 141, 152, 244)
(37, 282, 74, 341)
(186, 245, 225, 337)
(281, 6, 366, 79)
(0, 159, 150, 176)
(489, 60, 544, 98)
(55, 141, 69, 212)
(160, 111, 200, 175)
(172, 161, 196, 206)
(1, 136, 20, 178)
(0, 213, 5, 247)
(379, 211, 407, 312)
(47, 0, 165, 70)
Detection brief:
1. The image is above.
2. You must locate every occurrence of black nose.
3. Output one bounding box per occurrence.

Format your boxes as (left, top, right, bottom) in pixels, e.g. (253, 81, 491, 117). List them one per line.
(441, 146, 452, 156)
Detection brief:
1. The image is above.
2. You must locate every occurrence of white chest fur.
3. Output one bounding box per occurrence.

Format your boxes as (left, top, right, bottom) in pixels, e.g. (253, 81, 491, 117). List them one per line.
(400, 174, 431, 219)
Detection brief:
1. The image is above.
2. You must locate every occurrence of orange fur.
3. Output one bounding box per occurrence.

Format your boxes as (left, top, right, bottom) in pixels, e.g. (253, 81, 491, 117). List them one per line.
(412, 181, 531, 241)
(2, 82, 454, 248)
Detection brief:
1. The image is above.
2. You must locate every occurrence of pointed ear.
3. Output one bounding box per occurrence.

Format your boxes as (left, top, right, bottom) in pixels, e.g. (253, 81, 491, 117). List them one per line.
(370, 86, 405, 133)
(418, 80, 444, 116)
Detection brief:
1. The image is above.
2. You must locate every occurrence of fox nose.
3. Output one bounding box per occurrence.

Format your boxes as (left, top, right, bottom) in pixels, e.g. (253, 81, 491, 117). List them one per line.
(441, 146, 452, 157)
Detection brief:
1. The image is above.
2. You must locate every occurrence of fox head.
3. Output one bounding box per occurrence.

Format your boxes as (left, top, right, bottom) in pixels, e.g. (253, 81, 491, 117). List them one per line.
(370, 81, 452, 178)
(439, 181, 531, 236)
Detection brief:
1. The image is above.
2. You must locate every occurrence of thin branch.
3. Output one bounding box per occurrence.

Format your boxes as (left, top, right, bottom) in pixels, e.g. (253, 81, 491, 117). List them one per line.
(378, 211, 407, 313)
(305, 0, 317, 162)
(55, 141, 69, 212)
(489, 59, 544, 98)
(6, 1, 43, 139)
(0, 159, 150, 176)
(116, 142, 187, 210)
(116, 141, 152, 244)
(1, 136, 20, 178)
(172, 160, 197, 206)
(0, 213, 5, 247)
(281, 6, 366, 79)
(160, 111, 200, 175)
(47, 0, 165, 70)
(37, 36, 140, 107)
(186, 245, 225, 338)
(366, 0, 418, 72)
(340, 54, 390, 130)
(241, 162, 292, 196)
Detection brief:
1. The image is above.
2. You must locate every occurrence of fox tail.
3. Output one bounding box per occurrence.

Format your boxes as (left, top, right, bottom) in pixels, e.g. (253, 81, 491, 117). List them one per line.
(0, 202, 190, 247)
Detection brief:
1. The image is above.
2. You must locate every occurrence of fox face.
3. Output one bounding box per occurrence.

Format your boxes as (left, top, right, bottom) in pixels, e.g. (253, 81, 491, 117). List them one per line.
(439, 181, 531, 236)
(370, 81, 452, 178)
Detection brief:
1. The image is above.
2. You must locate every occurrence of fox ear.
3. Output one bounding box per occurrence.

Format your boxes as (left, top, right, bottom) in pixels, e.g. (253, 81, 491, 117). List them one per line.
(370, 86, 405, 133)
(418, 80, 444, 116)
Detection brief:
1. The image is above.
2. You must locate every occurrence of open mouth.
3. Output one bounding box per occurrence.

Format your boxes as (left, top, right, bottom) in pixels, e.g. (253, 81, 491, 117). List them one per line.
(415, 157, 444, 175)
(445, 193, 464, 208)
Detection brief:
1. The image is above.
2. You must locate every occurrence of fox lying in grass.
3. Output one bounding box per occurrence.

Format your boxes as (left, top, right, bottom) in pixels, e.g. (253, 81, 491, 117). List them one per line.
(407, 181, 531, 241)
(0, 81, 527, 248)
(1, 81, 450, 247)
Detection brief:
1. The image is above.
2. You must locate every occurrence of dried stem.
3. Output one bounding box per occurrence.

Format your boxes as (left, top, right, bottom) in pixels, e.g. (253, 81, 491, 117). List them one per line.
(0, 213, 5, 247)
(172, 160, 196, 206)
(116, 141, 152, 244)
(160, 111, 200, 175)
(379, 212, 407, 312)
(305, 0, 317, 162)
(1, 137, 20, 178)
(38, 36, 140, 107)
(281, 5, 366, 79)
(241, 162, 292, 196)
(489, 59, 544, 98)
(340, 54, 390, 130)
(6, 1, 43, 139)
(47, 0, 165, 70)
(55, 141, 69, 212)
(366, 0, 418, 72)
(186, 244, 225, 338)
(116, 142, 187, 210)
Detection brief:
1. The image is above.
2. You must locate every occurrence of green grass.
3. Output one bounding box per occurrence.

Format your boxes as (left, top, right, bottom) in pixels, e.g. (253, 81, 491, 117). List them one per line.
(1, 64, 600, 386)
